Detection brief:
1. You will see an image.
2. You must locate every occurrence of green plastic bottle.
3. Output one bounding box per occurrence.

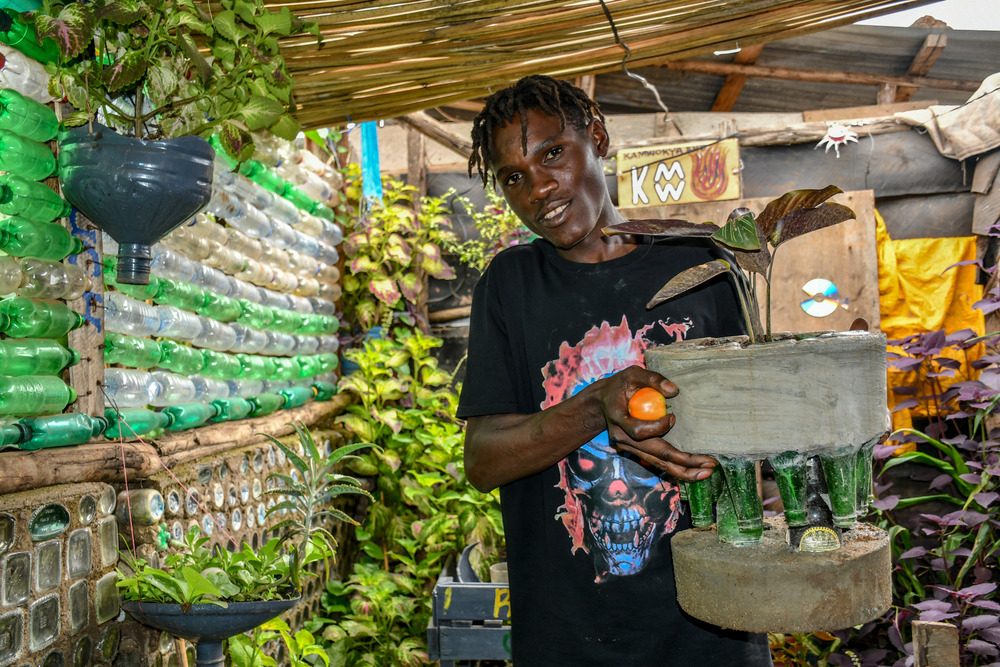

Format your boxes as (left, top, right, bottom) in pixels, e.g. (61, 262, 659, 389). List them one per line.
(248, 392, 283, 417)
(162, 402, 218, 432)
(200, 349, 242, 380)
(157, 340, 205, 375)
(0, 88, 58, 142)
(18, 413, 106, 450)
(0, 215, 83, 259)
(210, 396, 253, 422)
(154, 277, 206, 312)
(0, 9, 60, 64)
(270, 308, 300, 333)
(0, 338, 78, 375)
(239, 159, 285, 194)
(0, 128, 54, 180)
(278, 385, 313, 409)
(104, 257, 160, 300)
(0, 420, 25, 448)
(104, 331, 162, 369)
(104, 407, 170, 439)
(296, 354, 322, 378)
(199, 292, 241, 322)
(312, 381, 337, 401)
(282, 183, 316, 212)
(316, 352, 339, 374)
(273, 357, 297, 380)
(0, 172, 69, 221)
(0, 374, 76, 414)
(237, 299, 273, 329)
(236, 353, 276, 380)
(208, 134, 238, 170)
(0, 296, 84, 338)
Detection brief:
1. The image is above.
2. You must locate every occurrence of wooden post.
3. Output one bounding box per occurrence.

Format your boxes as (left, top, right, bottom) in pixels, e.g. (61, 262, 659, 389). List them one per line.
(66, 212, 106, 418)
(407, 126, 428, 204)
(711, 44, 765, 112)
(896, 34, 948, 102)
(398, 111, 474, 160)
(878, 82, 898, 105)
(912, 621, 960, 667)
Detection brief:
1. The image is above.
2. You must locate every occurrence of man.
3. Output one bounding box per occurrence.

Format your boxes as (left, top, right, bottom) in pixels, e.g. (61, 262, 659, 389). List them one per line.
(457, 75, 772, 666)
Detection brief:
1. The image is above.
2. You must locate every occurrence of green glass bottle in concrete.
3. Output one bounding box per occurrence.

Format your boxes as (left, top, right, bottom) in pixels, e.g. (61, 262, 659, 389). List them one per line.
(788, 456, 842, 553)
(819, 447, 858, 528)
(682, 467, 720, 529)
(717, 456, 763, 534)
(0, 215, 82, 259)
(768, 451, 809, 527)
(18, 413, 107, 450)
(856, 437, 878, 518)
(29, 503, 69, 541)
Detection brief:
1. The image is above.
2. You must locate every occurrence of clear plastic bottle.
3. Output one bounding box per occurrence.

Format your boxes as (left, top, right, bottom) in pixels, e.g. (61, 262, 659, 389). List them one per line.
(227, 276, 259, 303)
(294, 275, 321, 297)
(224, 227, 264, 260)
(0, 337, 78, 375)
(228, 201, 275, 241)
(264, 331, 295, 355)
(191, 375, 231, 401)
(104, 292, 161, 337)
(0, 128, 55, 180)
(157, 340, 205, 375)
(230, 323, 268, 354)
(17, 257, 88, 300)
(0, 296, 83, 338)
(148, 371, 197, 407)
(229, 378, 264, 398)
(161, 225, 212, 260)
(0, 88, 58, 141)
(104, 331, 162, 369)
(203, 244, 247, 275)
(292, 335, 320, 355)
(191, 264, 235, 298)
(0, 254, 22, 292)
(259, 288, 291, 312)
(0, 215, 83, 259)
(0, 46, 54, 103)
(150, 246, 198, 283)
(287, 294, 315, 314)
(190, 317, 237, 352)
(0, 172, 69, 221)
(315, 335, 340, 353)
(103, 369, 156, 408)
(156, 305, 203, 340)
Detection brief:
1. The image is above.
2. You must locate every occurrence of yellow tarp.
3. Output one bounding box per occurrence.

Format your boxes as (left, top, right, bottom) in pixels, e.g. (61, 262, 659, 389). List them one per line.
(876, 209, 984, 436)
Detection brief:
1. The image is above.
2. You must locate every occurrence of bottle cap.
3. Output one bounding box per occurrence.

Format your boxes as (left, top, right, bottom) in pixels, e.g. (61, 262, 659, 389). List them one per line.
(91, 415, 109, 437)
(67, 385, 77, 403)
(67, 346, 80, 366)
(67, 236, 84, 256)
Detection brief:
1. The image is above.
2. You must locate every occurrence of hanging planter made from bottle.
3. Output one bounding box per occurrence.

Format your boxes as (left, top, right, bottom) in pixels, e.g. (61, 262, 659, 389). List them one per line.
(58, 123, 214, 285)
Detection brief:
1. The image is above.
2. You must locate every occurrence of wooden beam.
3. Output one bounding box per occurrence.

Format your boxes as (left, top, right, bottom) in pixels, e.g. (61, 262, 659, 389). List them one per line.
(398, 110, 474, 159)
(657, 59, 980, 93)
(913, 621, 960, 667)
(878, 82, 897, 105)
(711, 44, 765, 112)
(803, 100, 935, 122)
(896, 33, 948, 102)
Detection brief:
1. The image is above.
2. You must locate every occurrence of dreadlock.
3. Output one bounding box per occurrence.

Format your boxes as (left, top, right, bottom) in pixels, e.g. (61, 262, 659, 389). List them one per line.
(468, 75, 605, 187)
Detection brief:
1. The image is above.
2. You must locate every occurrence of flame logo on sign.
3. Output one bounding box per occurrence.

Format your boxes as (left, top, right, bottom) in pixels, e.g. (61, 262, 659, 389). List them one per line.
(690, 144, 729, 200)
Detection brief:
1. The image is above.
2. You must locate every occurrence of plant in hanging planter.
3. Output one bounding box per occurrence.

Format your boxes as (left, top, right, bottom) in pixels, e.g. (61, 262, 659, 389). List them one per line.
(33, 0, 315, 284)
(116, 423, 372, 664)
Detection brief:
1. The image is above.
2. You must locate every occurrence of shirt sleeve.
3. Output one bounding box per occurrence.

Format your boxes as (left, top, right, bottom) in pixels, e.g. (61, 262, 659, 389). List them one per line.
(456, 260, 528, 419)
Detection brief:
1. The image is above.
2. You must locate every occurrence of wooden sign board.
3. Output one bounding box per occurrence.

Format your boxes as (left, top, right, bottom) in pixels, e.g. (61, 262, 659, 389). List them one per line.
(621, 190, 879, 332)
(617, 138, 741, 209)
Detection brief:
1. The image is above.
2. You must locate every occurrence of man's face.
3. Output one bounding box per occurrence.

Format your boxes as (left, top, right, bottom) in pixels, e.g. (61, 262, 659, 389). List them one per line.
(489, 108, 613, 259)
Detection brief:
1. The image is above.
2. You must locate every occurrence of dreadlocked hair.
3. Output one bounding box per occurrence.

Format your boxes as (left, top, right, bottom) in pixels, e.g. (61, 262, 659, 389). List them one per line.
(468, 75, 605, 187)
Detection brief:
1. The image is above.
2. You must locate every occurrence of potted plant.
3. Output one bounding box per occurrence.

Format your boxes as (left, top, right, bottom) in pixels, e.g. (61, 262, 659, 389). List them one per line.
(32, 0, 314, 282)
(116, 422, 372, 666)
(604, 186, 892, 634)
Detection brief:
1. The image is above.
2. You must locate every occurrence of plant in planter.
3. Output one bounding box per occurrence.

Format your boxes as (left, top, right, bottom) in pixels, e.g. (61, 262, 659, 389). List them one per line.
(605, 185, 892, 636)
(33, 0, 313, 283)
(116, 422, 372, 666)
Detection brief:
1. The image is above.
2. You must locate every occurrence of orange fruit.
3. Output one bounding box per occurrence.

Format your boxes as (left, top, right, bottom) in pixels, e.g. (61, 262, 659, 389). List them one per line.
(627, 387, 668, 420)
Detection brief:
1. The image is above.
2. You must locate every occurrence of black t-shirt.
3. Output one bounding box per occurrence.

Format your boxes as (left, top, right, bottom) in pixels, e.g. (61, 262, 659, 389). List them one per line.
(458, 236, 773, 667)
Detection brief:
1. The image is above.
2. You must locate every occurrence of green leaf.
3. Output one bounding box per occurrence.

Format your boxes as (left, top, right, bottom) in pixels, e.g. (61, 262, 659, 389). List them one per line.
(36, 3, 95, 59)
(105, 50, 149, 92)
(211, 40, 237, 67)
(238, 95, 285, 131)
(97, 0, 147, 25)
(257, 7, 293, 36)
(217, 120, 254, 162)
(647, 259, 730, 309)
(213, 10, 244, 42)
(269, 114, 301, 141)
(60, 110, 92, 128)
(233, 0, 256, 25)
(711, 209, 761, 251)
(146, 61, 180, 102)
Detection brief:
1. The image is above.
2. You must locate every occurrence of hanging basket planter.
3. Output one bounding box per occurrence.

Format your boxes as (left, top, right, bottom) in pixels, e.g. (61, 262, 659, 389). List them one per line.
(58, 123, 214, 285)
